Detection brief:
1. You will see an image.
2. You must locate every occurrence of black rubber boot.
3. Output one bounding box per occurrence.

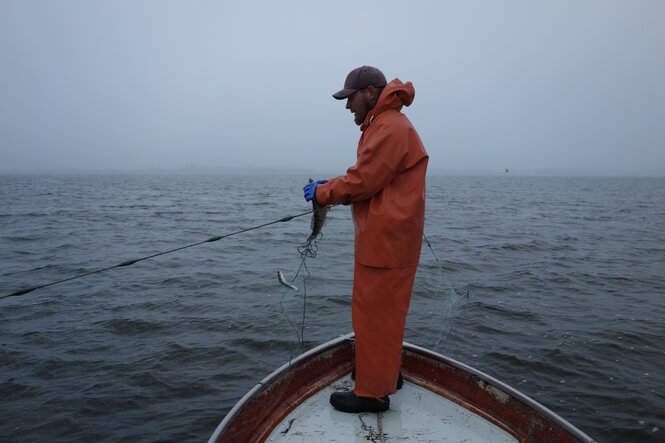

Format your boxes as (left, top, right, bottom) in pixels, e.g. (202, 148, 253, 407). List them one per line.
(351, 368, 404, 390)
(330, 391, 390, 413)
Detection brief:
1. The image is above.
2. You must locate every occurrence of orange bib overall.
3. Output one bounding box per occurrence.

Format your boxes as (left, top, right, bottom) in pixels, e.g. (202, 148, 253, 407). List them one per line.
(316, 79, 429, 398)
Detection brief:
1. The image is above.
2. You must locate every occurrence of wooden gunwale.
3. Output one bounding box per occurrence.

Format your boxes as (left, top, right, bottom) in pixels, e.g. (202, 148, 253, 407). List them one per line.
(208, 334, 595, 443)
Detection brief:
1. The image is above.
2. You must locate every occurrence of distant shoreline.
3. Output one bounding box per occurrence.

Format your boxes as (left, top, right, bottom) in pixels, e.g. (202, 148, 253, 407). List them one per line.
(1, 167, 664, 178)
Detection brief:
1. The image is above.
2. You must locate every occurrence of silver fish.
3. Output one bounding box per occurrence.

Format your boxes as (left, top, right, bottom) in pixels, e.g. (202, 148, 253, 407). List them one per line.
(277, 270, 298, 291)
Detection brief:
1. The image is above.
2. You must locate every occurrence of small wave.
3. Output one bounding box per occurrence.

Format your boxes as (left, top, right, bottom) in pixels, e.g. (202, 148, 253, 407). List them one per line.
(97, 318, 166, 335)
(0, 264, 53, 277)
(5, 234, 31, 242)
(462, 300, 546, 324)
(0, 379, 40, 400)
(484, 239, 554, 252)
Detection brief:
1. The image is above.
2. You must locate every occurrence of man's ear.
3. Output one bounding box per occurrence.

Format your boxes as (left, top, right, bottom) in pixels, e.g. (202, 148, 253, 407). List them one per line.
(367, 86, 380, 105)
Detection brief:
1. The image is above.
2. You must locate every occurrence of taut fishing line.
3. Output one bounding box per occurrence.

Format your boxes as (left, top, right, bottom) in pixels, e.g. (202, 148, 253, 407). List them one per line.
(0, 208, 318, 301)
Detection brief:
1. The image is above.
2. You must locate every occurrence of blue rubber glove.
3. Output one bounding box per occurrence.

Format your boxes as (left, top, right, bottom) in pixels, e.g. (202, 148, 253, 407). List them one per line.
(303, 180, 327, 202)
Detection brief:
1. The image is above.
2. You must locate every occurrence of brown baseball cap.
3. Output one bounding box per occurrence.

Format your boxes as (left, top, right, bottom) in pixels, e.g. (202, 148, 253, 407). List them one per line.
(332, 65, 387, 100)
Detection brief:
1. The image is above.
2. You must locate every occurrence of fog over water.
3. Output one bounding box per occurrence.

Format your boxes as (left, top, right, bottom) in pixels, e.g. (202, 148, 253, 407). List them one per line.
(1, 1, 664, 176)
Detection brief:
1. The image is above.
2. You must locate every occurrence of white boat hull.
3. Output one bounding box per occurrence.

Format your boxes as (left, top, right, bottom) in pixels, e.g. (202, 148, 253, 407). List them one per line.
(209, 334, 595, 443)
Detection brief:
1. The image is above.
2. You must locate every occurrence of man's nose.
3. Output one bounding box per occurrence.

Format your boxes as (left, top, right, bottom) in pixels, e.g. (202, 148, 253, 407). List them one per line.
(346, 99, 351, 110)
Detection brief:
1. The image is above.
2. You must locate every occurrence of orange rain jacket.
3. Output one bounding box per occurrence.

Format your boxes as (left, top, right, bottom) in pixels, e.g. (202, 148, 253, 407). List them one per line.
(316, 79, 429, 268)
(315, 79, 429, 398)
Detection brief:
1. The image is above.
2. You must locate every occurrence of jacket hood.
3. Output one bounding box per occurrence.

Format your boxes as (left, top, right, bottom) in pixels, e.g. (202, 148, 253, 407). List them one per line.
(361, 78, 415, 131)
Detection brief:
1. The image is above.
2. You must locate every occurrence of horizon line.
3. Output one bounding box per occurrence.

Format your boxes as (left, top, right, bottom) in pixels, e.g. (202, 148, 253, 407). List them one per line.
(1, 166, 664, 178)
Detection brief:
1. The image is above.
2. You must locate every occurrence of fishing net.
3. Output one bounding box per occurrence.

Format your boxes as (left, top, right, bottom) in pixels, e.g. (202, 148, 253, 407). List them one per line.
(276, 201, 329, 356)
(406, 235, 469, 351)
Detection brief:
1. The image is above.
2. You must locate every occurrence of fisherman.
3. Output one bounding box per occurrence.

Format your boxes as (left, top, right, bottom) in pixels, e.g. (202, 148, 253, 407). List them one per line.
(303, 66, 428, 413)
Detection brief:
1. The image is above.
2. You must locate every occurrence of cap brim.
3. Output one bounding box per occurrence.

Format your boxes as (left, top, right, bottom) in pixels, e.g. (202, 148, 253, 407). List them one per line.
(332, 88, 357, 100)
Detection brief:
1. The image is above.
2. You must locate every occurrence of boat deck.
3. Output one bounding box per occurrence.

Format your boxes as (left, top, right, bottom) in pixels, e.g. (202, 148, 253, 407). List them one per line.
(210, 335, 594, 443)
(266, 374, 517, 442)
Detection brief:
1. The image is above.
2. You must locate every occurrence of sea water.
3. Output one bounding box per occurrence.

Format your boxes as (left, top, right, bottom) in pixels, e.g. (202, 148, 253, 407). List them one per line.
(1, 174, 664, 442)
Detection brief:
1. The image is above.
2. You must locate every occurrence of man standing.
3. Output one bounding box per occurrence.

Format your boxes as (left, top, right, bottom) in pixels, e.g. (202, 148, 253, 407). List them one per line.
(303, 66, 429, 413)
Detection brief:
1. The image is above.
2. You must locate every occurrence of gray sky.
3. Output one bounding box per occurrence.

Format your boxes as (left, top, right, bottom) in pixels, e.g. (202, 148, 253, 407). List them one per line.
(1, 0, 664, 175)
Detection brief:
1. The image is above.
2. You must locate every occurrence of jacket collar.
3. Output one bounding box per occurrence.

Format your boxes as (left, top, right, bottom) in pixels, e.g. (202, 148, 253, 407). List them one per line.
(360, 78, 415, 132)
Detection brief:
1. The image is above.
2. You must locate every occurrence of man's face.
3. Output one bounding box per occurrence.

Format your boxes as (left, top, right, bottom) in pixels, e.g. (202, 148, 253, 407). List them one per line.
(346, 89, 372, 126)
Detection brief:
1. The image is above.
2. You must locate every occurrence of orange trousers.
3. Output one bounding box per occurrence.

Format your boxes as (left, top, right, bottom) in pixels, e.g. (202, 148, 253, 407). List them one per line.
(352, 261, 417, 399)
